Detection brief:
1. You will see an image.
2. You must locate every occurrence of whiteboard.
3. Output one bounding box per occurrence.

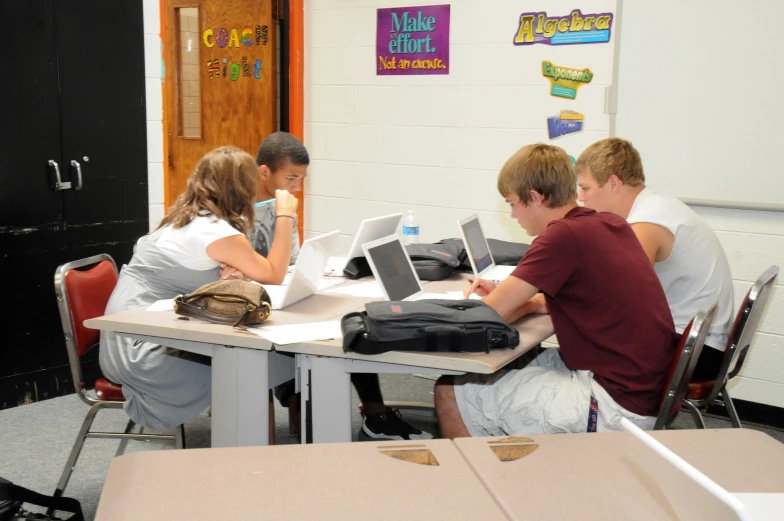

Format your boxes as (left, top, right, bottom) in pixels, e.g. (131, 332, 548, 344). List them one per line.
(612, 0, 784, 211)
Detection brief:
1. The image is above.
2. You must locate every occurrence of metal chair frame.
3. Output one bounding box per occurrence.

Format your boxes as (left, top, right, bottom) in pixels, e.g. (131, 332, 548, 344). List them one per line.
(682, 266, 779, 429)
(52, 254, 183, 501)
(654, 300, 718, 430)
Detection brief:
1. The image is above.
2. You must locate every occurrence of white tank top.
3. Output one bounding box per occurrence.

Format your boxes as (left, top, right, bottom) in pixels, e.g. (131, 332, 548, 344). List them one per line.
(627, 187, 734, 350)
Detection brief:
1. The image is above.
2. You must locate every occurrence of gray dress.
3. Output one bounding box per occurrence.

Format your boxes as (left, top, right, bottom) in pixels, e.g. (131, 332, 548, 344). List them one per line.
(99, 227, 220, 429)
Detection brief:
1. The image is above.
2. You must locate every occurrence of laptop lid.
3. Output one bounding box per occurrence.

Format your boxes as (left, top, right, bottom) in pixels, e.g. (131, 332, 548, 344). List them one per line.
(269, 230, 339, 309)
(620, 418, 757, 521)
(361, 234, 424, 301)
(344, 213, 403, 265)
(458, 214, 496, 279)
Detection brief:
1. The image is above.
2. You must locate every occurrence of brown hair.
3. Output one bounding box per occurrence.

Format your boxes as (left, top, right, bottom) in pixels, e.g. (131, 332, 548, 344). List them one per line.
(156, 146, 258, 235)
(497, 143, 576, 207)
(575, 138, 645, 187)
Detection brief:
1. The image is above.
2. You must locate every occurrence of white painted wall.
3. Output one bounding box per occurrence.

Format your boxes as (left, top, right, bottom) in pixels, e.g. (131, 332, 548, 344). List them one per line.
(143, 0, 165, 230)
(304, 0, 615, 254)
(302, 0, 784, 407)
(699, 208, 784, 407)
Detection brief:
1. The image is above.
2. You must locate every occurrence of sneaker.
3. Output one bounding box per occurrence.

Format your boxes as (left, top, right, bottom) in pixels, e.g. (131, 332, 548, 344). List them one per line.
(361, 409, 434, 441)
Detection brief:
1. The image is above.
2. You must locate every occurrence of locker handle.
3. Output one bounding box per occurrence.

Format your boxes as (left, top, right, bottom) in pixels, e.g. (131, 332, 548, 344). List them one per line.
(48, 160, 72, 191)
(70, 160, 84, 191)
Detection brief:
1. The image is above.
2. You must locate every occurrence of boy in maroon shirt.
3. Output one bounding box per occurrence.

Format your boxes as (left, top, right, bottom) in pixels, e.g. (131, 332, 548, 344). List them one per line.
(434, 143, 677, 437)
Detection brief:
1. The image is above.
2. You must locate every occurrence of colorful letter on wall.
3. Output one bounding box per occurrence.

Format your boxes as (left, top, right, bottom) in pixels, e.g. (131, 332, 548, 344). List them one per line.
(203, 29, 215, 48)
(241, 26, 253, 46)
(228, 28, 241, 48)
(216, 28, 228, 48)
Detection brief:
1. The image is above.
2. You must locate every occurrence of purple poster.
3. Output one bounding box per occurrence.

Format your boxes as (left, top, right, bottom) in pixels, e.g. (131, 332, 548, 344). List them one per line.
(376, 4, 450, 76)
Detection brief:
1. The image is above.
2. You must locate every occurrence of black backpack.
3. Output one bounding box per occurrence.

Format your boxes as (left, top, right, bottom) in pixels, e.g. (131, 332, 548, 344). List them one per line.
(343, 242, 464, 281)
(341, 299, 519, 354)
(0, 477, 84, 521)
(404, 242, 463, 281)
(439, 238, 530, 271)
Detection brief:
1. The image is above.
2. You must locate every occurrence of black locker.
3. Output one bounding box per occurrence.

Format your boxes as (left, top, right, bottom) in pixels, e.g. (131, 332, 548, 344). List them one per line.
(0, 0, 148, 408)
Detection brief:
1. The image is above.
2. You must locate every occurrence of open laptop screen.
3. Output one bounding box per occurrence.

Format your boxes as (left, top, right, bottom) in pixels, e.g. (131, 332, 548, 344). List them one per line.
(365, 238, 421, 301)
(345, 213, 402, 262)
(461, 217, 493, 273)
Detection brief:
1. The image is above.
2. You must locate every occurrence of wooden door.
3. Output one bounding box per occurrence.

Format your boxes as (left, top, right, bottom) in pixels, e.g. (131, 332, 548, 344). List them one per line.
(164, 0, 277, 206)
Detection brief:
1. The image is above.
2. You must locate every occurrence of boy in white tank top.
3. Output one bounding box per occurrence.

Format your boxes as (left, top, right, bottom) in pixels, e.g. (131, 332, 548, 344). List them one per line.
(575, 138, 734, 380)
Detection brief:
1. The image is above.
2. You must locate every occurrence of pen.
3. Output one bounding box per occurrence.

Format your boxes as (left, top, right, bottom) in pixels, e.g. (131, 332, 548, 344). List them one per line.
(254, 198, 276, 207)
(467, 278, 491, 294)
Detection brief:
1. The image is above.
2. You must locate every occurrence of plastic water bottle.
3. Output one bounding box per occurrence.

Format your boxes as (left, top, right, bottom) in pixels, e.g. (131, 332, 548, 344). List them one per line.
(402, 210, 420, 245)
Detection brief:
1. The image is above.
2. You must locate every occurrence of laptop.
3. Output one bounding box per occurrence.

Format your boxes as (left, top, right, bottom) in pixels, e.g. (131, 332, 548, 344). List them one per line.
(264, 230, 339, 310)
(324, 213, 403, 275)
(457, 214, 515, 284)
(361, 235, 425, 301)
(621, 417, 782, 521)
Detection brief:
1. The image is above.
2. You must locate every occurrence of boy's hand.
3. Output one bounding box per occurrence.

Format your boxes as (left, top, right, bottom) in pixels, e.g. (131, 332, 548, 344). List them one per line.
(219, 263, 250, 281)
(275, 189, 298, 218)
(463, 278, 496, 299)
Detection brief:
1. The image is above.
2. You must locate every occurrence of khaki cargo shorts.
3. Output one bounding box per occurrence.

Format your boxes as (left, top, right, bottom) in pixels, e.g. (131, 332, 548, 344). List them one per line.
(453, 348, 655, 436)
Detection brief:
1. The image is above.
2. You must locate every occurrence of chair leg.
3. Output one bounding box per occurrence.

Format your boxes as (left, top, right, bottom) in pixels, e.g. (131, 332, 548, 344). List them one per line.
(114, 419, 136, 457)
(682, 399, 707, 429)
(174, 424, 185, 449)
(52, 404, 101, 502)
(721, 388, 743, 428)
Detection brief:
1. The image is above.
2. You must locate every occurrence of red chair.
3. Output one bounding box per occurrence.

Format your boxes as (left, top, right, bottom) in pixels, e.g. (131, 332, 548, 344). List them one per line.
(682, 266, 779, 428)
(53, 254, 183, 500)
(653, 300, 718, 430)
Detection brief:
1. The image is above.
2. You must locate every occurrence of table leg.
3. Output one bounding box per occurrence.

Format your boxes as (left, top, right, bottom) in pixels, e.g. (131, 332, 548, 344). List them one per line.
(211, 346, 269, 448)
(304, 357, 463, 444)
(309, 356, 352, 443)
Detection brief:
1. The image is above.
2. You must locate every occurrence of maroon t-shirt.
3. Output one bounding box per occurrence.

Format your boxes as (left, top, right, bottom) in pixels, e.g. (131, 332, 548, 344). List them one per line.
(512, 206, 677, 416)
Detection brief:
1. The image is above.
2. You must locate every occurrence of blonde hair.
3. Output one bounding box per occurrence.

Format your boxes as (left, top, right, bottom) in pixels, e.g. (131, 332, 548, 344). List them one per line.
(156, 146, 258, 235)
(497, 143, 576, 207)
(575, 138, 645, 187)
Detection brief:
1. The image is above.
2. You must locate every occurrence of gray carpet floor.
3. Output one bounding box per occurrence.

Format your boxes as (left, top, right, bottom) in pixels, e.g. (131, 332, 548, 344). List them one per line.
(1, 374, 781, 521)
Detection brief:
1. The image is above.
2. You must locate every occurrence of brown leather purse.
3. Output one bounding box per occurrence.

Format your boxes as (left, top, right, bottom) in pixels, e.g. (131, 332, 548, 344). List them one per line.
(173, 280, 272, 327)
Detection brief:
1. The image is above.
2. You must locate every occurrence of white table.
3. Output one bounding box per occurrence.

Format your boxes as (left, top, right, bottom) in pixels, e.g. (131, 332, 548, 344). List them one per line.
(86, 276, 555, 446)
(276, 278, 555, 443)
(84, 290, 369, 447)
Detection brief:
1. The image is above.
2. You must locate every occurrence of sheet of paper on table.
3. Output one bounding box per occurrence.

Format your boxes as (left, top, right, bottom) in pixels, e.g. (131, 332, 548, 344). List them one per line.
(322, 281, 383, 298)
(147, 299, 174, 311)
(245, 320, 343, 345)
